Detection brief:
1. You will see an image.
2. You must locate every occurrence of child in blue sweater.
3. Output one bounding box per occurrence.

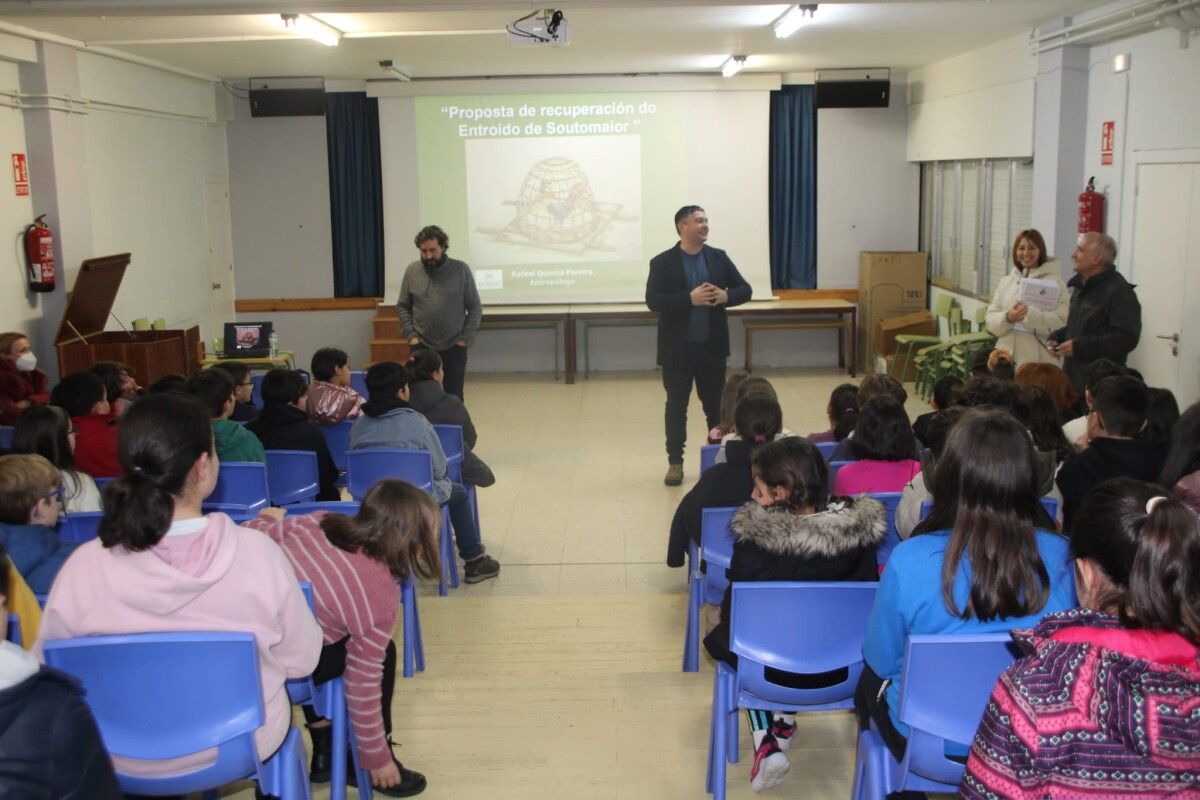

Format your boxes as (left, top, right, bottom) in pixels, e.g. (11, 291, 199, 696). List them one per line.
(0, 454, 79, 595)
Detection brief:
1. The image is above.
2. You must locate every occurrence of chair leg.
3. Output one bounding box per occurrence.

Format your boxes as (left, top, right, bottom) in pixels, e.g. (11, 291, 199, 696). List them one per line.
(683, 571, 701, 672)
(400, 576, 420, 678)
(259, 727, 312, 800)
(346, 709, 373, 800)
(725, 672, 739, 765)
(438, 508, 453, 596)
(707, 666, 728, 799)
(328, 679, 348, 800)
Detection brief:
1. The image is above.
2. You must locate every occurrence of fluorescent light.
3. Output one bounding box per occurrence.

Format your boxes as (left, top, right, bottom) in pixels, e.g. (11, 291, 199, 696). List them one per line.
(721, 55, 747, 78)
(773, 4, 816, 39)
(281, 13, 342, 47)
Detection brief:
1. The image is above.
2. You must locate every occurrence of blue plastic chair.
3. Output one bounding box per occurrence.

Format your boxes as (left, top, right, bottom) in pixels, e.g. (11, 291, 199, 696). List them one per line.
(93, 476, 116, 492)
(346, 448, 458, 595)
(292, 582, 373, 800)
(433, 424, 481, 535)
(682, 506, 738, 672)
(265, 450, 320, 506)
(851, 633, 1017, 800)
(708, 582, 878, 800)
(828, 459, 853, 491)
(202, 462, 270, 516)
(918, 497, 1059, 525)
(700, 444, 720, 474)
(816, 441, 837, 462)
(349, 371, 368, 400)
(287, 500, 362, 515)
(42, 631, 310, 799)
(0, 425, 12, 449)
(6, 613, 20, 645)
(320, 420, 355, 472)
(60, 511, 103, 543)
(868, 492, 904, 568)
(251, 372, 266, 408)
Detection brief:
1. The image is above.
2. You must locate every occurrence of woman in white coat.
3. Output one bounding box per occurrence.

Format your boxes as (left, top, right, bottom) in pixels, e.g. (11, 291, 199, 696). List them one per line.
(985, 229, 1069, 365)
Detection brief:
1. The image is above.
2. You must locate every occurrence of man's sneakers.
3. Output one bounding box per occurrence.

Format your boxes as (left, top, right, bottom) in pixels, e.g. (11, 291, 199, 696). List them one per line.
(664, 463, 684, 486)
(464, 554, 500, 583)
(749, 733, 790, 792)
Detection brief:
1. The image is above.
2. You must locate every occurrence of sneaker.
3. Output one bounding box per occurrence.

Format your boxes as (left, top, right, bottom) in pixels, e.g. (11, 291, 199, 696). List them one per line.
(464, 554, 500, 583)
(664, 463, 684, 486)
(770, 717, 797, 751)
(749, 735, 789, 792)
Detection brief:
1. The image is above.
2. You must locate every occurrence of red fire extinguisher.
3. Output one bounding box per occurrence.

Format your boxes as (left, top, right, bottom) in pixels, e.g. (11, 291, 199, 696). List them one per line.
(1078, 177, 1105, 234)
(23, 214, 54, 293)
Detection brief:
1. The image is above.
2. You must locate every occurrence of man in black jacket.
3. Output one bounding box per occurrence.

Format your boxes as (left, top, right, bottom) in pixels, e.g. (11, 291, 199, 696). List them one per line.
(646, 206, 751, 485)
(1047, 232, 1142, 394)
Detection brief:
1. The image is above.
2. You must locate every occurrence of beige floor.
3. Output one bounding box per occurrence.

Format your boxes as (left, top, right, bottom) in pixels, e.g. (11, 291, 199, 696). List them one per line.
(230, 368, 932, 799)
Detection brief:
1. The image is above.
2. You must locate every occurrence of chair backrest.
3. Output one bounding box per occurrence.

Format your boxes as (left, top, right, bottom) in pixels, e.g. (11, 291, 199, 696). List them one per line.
(60, 511, 104, 543)
(816, 440, 837, 462)
(918, 497, 1059, 525)
(42, 632, 267, 788)
(700, 506, 738, 605)
(319, 419, 354, 471)
(932, 294, 955, 320)
(286, 500, 361, 516)
(349, 371, 368, 400)
(828, 459, 853, 491)
(898, 633, 1018, 784)
(6, 613, 20, 646)
(433, 425, 465, 482)
(264, 450, 320, 506)
(346, 448, 434, 500)
(94, 476, 116, 492)
(700, 444, 720, 474)
(730, 581, 878, 708)
(0, 425, 12, 449)
(203, 462, 269, 515)
(867, 492, 904, 567)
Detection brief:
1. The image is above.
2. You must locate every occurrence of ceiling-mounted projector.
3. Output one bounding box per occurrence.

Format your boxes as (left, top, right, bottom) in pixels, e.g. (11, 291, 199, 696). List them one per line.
(507, 9, 571, 46)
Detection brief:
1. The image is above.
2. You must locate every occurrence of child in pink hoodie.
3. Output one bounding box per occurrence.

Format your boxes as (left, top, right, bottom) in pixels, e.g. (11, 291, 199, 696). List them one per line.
(35, 392, 322, 780)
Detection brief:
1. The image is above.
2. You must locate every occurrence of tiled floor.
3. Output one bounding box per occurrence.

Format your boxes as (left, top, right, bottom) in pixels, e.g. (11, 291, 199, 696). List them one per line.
(231, 368, 934, 799)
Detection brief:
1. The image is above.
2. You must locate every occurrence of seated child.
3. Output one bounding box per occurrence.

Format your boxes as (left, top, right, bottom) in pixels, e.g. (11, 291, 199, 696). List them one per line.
(806, 382, 859, 445)
(89, 361, 140, 418)
(246, 369, 340, 501)
(243, 479, 439, 796)
(184, 368, 266, 463)
(407, 349, 494, 487)
(911, 375, 961, 448)
(828, 374, 909, 462)
(351, 361, 498, 584)
(704, 437, 885, 792)
(49, 371, 120, 478)
(833, 396, 921, 495)
(12, 404, 102, 513)
(708, 373, 748, 444)
(307, 347, 364, 426)
(209, 361, 259, 423)
(0, 454, 80, 595)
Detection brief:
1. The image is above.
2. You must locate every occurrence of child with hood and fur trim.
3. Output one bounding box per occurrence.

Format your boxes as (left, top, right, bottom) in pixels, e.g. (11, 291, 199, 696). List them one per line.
(703, 437, 885, 793)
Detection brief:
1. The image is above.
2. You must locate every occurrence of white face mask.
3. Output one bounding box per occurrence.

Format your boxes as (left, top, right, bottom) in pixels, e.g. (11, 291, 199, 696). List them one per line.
(15, 352, 36, 372)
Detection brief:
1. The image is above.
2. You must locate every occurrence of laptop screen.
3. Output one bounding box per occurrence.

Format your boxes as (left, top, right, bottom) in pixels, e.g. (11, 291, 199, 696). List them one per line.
(224, 321, 272, 355)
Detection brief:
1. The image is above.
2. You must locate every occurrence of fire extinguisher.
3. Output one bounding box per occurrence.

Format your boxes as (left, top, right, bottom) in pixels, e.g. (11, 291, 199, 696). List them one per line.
(23, 214, 54, 293)
(1078, 177, 1105, 235)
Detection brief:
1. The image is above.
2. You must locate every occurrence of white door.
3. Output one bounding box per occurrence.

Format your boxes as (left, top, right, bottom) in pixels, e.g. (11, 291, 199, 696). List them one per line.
(205, 179, 236, 347)
(1127, 163, 1200, 404)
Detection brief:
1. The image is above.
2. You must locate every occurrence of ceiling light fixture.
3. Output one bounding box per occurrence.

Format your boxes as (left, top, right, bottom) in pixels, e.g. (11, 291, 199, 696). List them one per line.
(281, 13, 342, 47)
(721, 55, 747, 78)
(772, 4, 817, 39)
(379, 59, 411, 81)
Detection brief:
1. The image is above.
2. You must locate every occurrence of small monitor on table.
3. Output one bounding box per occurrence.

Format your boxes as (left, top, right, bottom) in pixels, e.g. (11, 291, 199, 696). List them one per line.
(223, 321, 272, 358)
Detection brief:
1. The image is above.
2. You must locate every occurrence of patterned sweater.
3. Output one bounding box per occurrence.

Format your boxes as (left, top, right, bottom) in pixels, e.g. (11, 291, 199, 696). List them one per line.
(961, 609, 1200, 799)
(243, 511, 401, 770)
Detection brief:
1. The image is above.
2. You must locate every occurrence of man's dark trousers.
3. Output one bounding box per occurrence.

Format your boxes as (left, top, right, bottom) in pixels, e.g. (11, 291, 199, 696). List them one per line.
(663, 342, 725, 466)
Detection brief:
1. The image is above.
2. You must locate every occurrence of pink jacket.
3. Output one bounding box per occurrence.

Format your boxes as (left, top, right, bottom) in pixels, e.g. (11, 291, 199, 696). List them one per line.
(834, 459, 921, 496)
(34, 513, 322, 777)
(306, 380, 364, 426)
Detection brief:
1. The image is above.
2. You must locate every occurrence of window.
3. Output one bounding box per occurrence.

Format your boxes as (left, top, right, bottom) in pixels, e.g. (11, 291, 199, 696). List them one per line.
(919, 158, 1033, 299)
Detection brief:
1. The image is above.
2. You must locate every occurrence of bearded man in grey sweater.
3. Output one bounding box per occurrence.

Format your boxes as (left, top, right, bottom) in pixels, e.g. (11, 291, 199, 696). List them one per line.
(396, 225, 482, 401)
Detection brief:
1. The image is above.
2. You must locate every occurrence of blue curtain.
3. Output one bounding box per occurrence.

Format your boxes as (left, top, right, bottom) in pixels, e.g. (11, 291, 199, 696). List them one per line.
(769, 85, 817, 289)
(326, 92, 384, 297)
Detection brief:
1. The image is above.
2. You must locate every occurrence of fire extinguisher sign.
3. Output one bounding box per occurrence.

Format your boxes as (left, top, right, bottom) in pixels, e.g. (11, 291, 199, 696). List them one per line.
(11, 153, 28, 197)
(1100, 121, 1115, 166)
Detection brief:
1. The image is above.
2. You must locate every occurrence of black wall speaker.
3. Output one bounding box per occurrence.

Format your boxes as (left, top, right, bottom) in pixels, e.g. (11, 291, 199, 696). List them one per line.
(248, 77, 326, 117)
(815, 69, 891, 109)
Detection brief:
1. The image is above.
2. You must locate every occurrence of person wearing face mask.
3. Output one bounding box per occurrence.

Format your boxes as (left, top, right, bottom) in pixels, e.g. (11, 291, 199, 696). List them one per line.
(395, 225, 481, 403)
(984, 229, 1069, 366)
(0, 332, 49, 427)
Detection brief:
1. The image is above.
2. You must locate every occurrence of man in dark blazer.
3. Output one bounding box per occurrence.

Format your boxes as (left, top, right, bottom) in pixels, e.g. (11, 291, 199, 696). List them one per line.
(646, 205, 751, 485)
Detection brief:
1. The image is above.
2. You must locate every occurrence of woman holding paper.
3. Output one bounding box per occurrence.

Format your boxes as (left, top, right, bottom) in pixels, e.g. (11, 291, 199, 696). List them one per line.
(985, 229, 1069, 365)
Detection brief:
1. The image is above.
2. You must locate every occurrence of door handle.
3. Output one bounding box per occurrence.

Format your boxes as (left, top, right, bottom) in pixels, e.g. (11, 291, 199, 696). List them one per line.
(1156, 333, 1180, 343)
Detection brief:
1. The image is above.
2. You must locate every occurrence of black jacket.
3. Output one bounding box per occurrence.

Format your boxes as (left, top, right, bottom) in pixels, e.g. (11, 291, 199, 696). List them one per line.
(645, 243, 751, 367)
(407, 379, 495, 487)
(1048, 267, 1142, 392)
(1056, 436, 1167, 531)
(0, 653, 121, 799)
(666, 440, 756, 568)
(703, 498, 885, 667)
(246, 403, 341, 501)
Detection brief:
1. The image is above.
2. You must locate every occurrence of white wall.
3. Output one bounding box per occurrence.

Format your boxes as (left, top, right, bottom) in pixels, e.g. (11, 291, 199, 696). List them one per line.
(0, 58, 38, 346)
(816, 94, 919, 289)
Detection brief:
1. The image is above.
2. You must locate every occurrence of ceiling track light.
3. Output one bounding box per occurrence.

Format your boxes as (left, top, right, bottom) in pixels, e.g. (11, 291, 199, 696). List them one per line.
(281, 13, 342, 47)
(721, 55, 747, 78)
(773, 4, 817, 39)
(379, 59, 411, 81)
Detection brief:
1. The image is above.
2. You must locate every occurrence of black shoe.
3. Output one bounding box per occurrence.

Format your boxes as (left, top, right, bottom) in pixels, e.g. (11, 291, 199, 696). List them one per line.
(464, 554, 500, 583)
(348, 753, 428, 797)
(307, 724, 333, 783)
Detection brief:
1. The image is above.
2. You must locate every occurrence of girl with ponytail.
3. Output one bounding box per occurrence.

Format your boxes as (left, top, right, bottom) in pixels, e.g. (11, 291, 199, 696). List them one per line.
(34, 393, 322, 781)
(963, 478, 1200, 799)
(703, 437, 887, 791)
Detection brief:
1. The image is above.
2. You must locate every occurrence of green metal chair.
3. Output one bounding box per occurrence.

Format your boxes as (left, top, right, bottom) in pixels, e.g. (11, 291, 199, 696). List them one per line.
(894, 295, 955, 386)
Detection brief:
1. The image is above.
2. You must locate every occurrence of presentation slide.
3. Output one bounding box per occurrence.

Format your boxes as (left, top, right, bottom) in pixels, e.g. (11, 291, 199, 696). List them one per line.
(380, 87, 772, 304)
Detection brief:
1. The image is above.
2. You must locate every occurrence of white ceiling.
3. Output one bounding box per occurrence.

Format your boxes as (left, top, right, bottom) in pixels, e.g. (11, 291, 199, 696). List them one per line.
(0, 0, 1109, 82)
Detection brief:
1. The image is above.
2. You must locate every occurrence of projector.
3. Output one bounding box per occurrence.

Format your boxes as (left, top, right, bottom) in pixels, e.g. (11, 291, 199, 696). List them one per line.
(507, 9, 571, 47)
